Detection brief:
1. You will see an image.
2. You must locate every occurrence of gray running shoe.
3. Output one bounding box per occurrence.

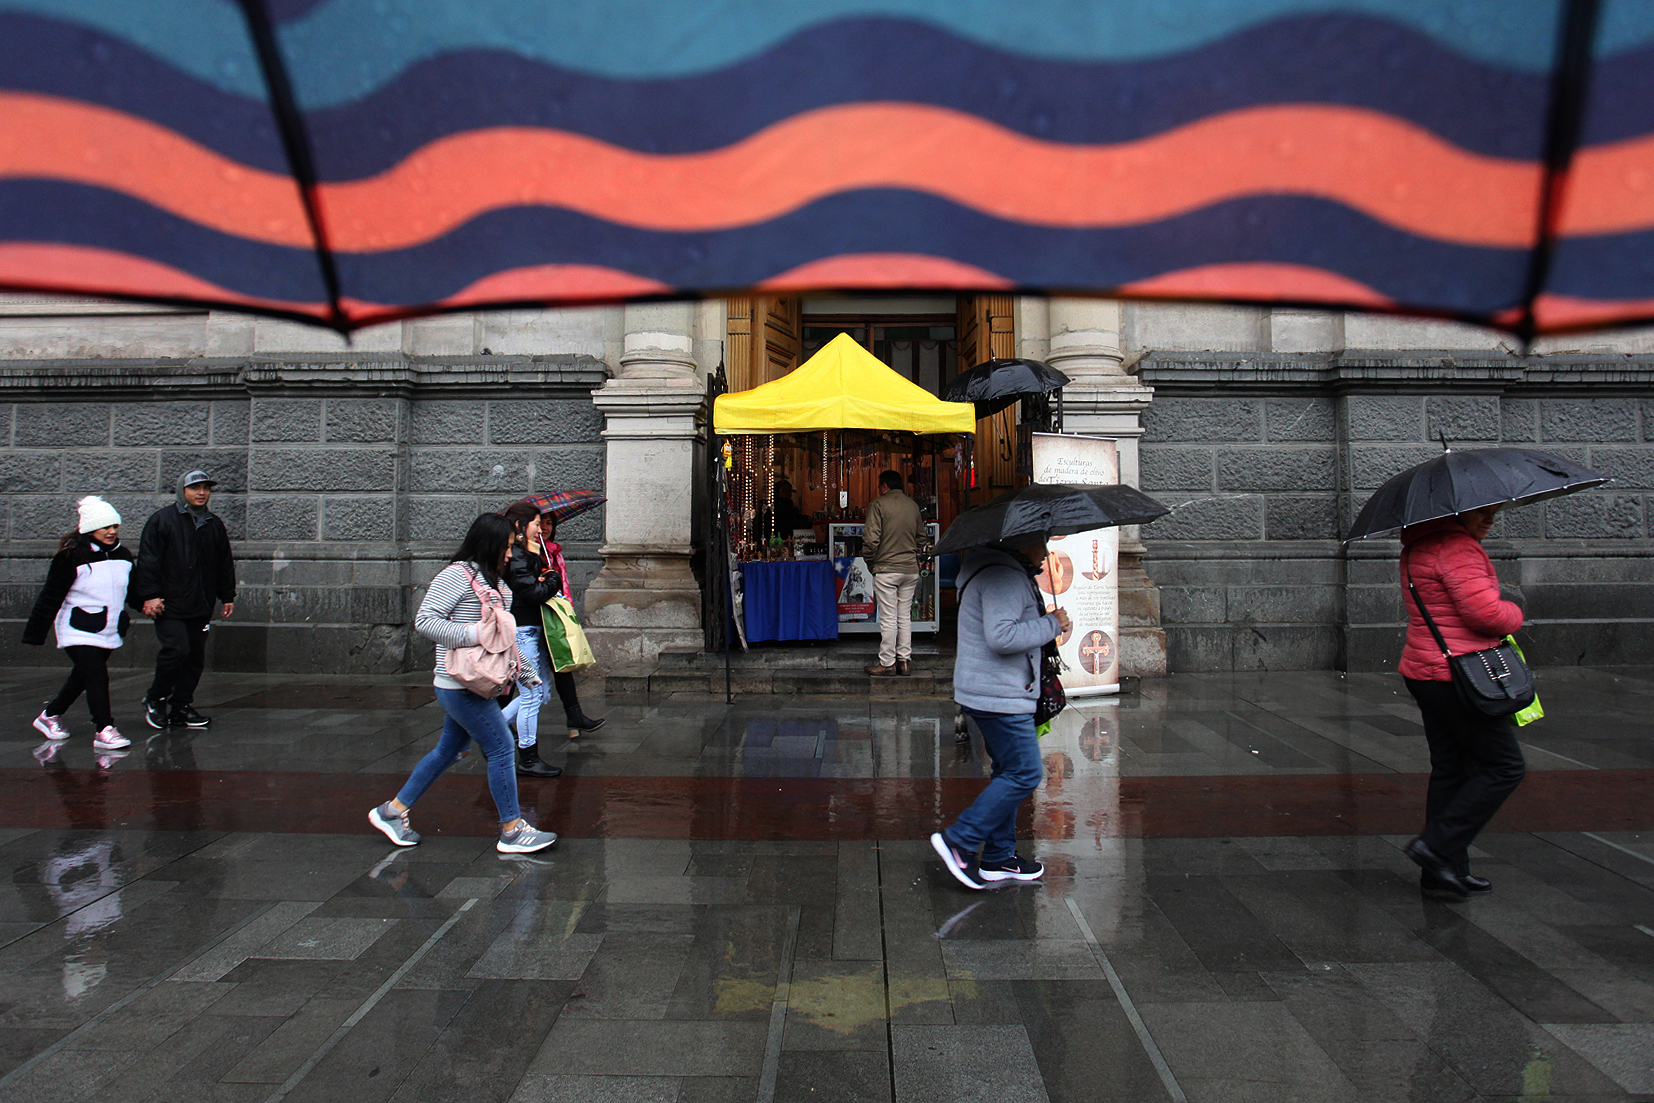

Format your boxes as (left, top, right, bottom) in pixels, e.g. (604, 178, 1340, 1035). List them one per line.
(369, 802, 421, 847)
(497, 822, 557, 854)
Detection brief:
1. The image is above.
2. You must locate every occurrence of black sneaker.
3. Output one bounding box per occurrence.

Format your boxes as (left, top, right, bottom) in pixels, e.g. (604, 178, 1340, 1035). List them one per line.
(143, 698, 167, 730)
(929, 831, 984, 890)
(977, 855, 1045, 882)
(171, 705, 211, 728)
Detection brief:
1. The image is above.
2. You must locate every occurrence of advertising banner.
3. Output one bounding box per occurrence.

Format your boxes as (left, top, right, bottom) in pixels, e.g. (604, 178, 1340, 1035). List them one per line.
(1030, 432, 1120, 695)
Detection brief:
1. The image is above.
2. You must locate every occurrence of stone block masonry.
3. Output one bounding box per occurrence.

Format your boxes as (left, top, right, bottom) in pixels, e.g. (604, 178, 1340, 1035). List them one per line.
(0, 354, 607, 673)
(1138, 352, 1654, 671)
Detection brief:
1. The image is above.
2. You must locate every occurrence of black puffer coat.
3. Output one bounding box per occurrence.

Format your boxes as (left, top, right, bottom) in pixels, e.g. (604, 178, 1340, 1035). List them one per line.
(128, 505, 236, 620)
(503, 545, 562, 629)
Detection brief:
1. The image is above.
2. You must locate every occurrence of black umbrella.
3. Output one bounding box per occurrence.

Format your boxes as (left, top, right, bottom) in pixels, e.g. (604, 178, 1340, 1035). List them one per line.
(945, 359, 1070, 420)
(936, 483, 1170, 554)
(1344, 447, 1607, 542)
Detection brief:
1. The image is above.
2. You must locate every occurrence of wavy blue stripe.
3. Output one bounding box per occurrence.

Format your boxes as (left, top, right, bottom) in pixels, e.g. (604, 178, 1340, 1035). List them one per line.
(0, 181, 327, 303)
(0, 1, 265, 98)
(0, 179, 1546, 313)
(13, 178, 1654, 316)
(14, 0, 1650, 108)
(298, 14, 1558, 174)
(1548, 232, 1654, 302)
(0, 12, 288, 172)
(6, 10, 1593, 178)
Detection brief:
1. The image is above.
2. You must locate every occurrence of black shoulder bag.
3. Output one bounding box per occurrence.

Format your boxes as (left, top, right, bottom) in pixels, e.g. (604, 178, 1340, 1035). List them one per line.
(1404, 559, 1535, 717)
(1026, 575, 1067, 728)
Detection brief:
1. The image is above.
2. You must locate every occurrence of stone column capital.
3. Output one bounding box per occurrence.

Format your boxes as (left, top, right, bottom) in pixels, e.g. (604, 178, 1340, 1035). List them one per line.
(1060, 378, 1156, 419)
(590, 377, 707, 434)
(616, 343, 699, 381)
(1045, 296, 1128, 383)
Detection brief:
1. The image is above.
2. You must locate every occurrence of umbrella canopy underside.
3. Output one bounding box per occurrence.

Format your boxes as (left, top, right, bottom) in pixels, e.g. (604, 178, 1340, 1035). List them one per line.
(4, 1, 1654, 335)
(1346, 447, 1608, 540)
(936, 482, 1171, 553)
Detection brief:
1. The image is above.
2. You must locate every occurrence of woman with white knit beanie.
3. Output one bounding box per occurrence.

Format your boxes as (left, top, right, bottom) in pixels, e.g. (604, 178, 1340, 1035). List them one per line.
(21, 496, 136, 760)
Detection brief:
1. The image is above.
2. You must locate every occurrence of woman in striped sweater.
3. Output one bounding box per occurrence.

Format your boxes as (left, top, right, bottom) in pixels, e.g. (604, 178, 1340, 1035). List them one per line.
(369, 512, 557, 854)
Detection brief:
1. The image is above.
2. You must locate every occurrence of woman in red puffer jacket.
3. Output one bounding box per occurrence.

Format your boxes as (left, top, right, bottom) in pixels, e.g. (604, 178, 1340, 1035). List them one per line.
(1398, 506, 1526, 901)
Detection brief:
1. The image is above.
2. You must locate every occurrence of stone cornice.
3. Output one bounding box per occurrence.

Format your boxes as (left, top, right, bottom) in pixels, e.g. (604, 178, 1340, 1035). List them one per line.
(1136, 351, 1654, 394)
(0, 354, 608, 399)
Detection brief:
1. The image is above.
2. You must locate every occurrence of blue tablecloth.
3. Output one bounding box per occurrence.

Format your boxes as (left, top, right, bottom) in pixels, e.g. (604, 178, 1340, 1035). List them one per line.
(741, 559, 838, 642)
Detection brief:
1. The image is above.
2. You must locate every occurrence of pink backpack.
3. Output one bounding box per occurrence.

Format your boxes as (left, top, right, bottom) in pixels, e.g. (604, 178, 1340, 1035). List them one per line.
(443, 568, 521, 698)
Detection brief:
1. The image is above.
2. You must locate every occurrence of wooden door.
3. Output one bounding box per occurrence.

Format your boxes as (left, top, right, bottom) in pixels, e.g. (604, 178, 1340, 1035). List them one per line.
(956, 294, 1020, 493)
(727, 295, 801, 392)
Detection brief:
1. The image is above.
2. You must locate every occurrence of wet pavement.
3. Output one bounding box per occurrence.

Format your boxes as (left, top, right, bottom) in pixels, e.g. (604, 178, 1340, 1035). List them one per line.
(1, 662, 1652, 1102)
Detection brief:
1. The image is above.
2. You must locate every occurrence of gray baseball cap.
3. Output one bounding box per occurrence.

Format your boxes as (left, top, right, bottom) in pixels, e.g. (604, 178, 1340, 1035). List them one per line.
(181, 469, 218, 488)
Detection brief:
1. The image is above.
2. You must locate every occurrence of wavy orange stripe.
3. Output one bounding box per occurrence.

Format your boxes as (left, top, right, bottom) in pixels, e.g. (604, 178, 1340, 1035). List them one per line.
(327, 103, 1554, 248)
(0, 92, 1604, 252)
(1560, 138, 1654, 236)
(438, 264, 673, 306)
(0, 96, 312, 240)
(758, 254, 1013, 291)
(9, 92, 1654, 253)
(0, 243, 328, 316)
(1524, 293, 1654, 332)
(1117, 263, 1394, 307)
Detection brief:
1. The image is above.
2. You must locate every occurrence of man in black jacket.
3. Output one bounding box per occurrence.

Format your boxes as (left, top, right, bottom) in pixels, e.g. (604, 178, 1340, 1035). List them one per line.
(130, 470, 236, 729)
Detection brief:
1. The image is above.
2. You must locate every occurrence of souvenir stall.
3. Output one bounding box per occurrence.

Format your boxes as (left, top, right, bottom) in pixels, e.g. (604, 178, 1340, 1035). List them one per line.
(712, 333, 976, 645)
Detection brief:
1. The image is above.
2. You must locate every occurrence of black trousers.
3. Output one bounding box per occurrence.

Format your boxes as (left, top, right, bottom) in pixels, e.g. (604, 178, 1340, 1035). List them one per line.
(47, 645, 114, 728)
(148, 616, 210, 707)
(553, 670, 582, 721)
(1406, 677, 1527, 873)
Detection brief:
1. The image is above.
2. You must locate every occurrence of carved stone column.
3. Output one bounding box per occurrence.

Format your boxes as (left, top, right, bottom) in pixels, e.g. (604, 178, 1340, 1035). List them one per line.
(583, 305, 706, 667)
(1043, 298, 1166, 676)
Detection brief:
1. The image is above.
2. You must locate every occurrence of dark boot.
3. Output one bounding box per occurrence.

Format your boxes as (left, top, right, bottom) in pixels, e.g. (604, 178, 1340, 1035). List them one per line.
(566, 708, 606, 736)
(516, 745, 562, 778)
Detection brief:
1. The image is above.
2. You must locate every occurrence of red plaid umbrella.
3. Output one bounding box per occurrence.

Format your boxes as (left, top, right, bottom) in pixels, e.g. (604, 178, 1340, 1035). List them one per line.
(500, 489, 606, 524)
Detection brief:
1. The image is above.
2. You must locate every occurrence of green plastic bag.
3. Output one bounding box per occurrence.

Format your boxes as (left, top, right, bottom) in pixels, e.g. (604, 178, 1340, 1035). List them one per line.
(541, 595, 595, 673)
(1505, 636, 1543, 727)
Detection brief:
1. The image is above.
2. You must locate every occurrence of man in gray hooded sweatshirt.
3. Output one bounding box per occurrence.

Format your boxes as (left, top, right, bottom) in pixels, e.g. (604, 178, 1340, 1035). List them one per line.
(130, 470, 236, 729)
(930, 537, 1069, 889)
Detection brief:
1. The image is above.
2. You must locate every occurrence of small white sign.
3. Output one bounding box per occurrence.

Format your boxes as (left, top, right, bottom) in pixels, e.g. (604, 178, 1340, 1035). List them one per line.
(1030, 432, 1121, 696)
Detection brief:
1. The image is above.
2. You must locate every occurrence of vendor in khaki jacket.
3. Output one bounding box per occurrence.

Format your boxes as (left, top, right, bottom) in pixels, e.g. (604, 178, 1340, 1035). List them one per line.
(861, 470, 927, 676)
(929, 539, 1071, 889)
(1398, 507, 1525, 901)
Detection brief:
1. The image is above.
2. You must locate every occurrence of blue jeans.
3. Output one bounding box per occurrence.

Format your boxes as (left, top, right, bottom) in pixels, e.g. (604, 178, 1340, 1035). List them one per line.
(500, 626, 551, 749)
(397, 687, 520, 823)
(944, 708, 1044, 863)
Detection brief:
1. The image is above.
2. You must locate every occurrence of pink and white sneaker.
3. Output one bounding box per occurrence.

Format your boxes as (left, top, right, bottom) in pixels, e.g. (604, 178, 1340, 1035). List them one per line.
(32, 711, 70, 741)
(92, 725, 130, 751)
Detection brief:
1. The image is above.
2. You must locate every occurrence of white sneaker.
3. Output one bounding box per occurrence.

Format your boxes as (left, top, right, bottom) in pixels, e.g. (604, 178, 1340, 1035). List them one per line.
(33, 712, 70, 741)
(92, 725, 131, 750)
(497, 822, 557, 854)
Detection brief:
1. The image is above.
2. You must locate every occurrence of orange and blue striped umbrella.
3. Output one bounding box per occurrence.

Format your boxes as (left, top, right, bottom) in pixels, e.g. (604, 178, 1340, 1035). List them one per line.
(2, 1, 1651, 337)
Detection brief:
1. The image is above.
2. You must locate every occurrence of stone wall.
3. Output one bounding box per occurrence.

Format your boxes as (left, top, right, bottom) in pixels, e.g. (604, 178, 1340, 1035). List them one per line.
(1137, 353, 1654, 671)
(0, 354, 607, 673)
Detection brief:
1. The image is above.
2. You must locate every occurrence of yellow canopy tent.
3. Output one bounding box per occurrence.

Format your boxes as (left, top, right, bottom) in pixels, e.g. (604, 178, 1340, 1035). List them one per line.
(714, 332, 975, 435)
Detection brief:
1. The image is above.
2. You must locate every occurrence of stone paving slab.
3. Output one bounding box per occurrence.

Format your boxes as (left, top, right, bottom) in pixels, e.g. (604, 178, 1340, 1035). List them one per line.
(0, 668, 1650, 1100)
